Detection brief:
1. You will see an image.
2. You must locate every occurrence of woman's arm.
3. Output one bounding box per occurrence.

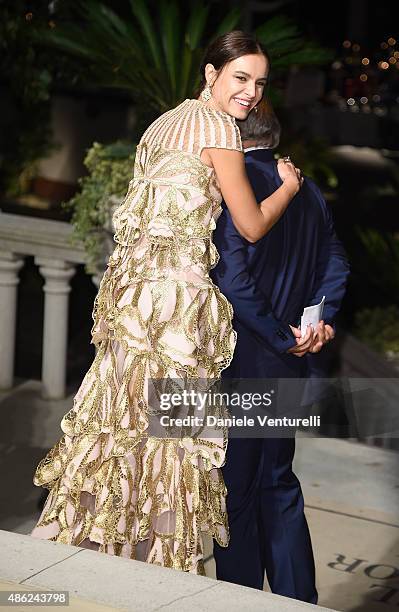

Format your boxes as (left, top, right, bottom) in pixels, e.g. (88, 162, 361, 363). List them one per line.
(202, 148, 301, 243)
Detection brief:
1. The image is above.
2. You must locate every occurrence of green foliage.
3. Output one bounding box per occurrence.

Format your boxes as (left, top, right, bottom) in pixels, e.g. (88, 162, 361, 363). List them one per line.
(354, 306, 399, 359)
(0, 2, 54, 194)
(0, 1, 87, 195)
(33, 1, 332, 120)
(255, 15, 332, 70)
(64, 141, 136, 273)
(278, 135, 338, 189)
(355, 228, 399, 301)
(32, 0, 227, 119)
(0, 2, 52, 105)
(353, 211, 399, 361)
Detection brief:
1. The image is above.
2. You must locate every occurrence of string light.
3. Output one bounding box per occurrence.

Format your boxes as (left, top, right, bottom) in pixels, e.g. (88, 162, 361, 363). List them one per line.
(335, 35, 397, 113)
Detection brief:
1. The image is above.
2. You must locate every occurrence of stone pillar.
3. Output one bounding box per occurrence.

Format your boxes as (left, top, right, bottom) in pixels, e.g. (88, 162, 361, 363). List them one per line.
(0, 252, 24, 389)
(36, 257, 76, 399)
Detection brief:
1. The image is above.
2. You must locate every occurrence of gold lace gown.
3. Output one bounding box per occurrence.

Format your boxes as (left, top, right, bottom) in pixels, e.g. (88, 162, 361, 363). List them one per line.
(31, 99, 243, 574)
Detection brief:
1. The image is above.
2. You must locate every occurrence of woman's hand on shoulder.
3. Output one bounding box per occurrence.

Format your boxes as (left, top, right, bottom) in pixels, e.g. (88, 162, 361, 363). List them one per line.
(203, 147, 302, 243)
(277, 159, 303, 195)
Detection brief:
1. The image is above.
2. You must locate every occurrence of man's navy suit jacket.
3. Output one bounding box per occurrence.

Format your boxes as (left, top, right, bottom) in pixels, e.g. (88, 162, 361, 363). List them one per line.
(210, 148, 350, 378)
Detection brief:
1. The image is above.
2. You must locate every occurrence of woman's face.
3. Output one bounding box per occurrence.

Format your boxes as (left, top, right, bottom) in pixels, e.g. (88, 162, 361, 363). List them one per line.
(204, 53, 269, 120)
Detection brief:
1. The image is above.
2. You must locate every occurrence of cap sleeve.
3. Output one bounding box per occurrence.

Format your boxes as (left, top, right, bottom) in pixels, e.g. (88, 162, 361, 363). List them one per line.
(195, 105, 243, 156)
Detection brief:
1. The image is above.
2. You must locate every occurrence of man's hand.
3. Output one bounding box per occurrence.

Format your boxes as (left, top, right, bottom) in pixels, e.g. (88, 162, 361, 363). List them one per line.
(287, 325, 316, 357)
(308, 321, 335, 353)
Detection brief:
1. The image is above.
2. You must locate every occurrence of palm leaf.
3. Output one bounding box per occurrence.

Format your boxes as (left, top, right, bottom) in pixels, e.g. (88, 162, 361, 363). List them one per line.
(178, 44, 193, 99)
(185, 1, 209, 50)
(96, 4, 132, 38)
(256, 15, 333, 68)
(272, 47, 333, 68)
(213, 7, 241, 38)
(128, 0, 163, 70)
(31, 0, 334, 118)
(80, 3, 144, 59)
(31, 27, 95, 59)
(256, 15, 301, 45)
(264, 38, 304, 55)
(186, 47, 204, 97)
(159, 0, 180, 100)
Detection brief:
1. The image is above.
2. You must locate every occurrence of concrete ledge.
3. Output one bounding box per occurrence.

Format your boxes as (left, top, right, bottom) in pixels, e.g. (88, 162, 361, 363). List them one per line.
(0, 530, 335, 611)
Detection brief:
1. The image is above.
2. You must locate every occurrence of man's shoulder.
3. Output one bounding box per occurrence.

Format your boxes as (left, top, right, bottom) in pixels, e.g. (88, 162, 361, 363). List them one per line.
(244, 149, 276, 170)
(243, 151, 278, 203)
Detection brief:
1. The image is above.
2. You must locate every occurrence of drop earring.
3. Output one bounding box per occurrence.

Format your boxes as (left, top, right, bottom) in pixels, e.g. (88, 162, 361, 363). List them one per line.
(254, 106, 258, 113)
(201, 83, 212, 102)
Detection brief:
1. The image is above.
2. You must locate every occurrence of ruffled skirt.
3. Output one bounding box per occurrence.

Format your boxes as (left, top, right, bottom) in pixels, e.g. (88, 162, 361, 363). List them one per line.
(31, 241, 236, 574)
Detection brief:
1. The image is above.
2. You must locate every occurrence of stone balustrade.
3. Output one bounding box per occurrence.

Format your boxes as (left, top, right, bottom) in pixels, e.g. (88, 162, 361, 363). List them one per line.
(0, 211, 98, 400)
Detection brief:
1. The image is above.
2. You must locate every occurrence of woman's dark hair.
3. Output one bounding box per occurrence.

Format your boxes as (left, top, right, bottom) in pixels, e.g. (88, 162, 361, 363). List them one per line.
(197, 30, 271, 94)
(237, 98, 281, 149)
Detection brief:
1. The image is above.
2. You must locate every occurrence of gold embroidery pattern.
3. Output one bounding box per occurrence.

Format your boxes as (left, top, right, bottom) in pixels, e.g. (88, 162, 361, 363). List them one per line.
(31, 99, 242, 574)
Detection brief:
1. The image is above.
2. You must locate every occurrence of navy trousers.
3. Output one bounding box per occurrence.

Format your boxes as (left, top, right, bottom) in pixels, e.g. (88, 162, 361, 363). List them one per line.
(213, 436, 318, 604)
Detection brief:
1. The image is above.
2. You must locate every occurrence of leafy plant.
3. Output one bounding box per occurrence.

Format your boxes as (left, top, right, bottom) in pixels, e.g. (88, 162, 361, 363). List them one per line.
(354, 306, 399, 362)
(355, 227, 399, 301)
(64, 141, 136, 273)
(278, 135, 338, 188)
(0, 1, 88, 195)
(0, 2, 54, 195)
(32, 0, 332, 124)
(30, 0, 237, 130)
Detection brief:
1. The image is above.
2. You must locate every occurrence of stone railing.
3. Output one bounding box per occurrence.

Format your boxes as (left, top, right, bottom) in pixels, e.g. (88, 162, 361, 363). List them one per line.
(0, 211, 99, 400)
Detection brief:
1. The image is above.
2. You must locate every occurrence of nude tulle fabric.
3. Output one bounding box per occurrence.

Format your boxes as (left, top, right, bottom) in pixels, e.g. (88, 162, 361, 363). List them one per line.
(31, 99, 243, 574)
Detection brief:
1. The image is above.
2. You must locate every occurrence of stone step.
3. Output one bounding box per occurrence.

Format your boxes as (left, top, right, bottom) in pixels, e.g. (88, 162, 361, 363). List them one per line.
(0, 530, 334, 612)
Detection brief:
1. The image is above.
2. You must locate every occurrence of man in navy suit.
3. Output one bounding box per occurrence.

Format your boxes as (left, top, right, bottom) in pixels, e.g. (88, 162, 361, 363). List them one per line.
(211, 101, 349, 603)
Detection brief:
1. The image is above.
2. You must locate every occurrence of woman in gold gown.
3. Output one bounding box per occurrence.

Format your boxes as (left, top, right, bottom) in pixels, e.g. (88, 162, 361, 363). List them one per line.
(31, 31, 303, 574)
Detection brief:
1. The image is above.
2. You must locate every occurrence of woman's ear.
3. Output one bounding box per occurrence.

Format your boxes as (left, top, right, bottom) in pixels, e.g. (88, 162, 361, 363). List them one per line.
(204, 63, 217, 86)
